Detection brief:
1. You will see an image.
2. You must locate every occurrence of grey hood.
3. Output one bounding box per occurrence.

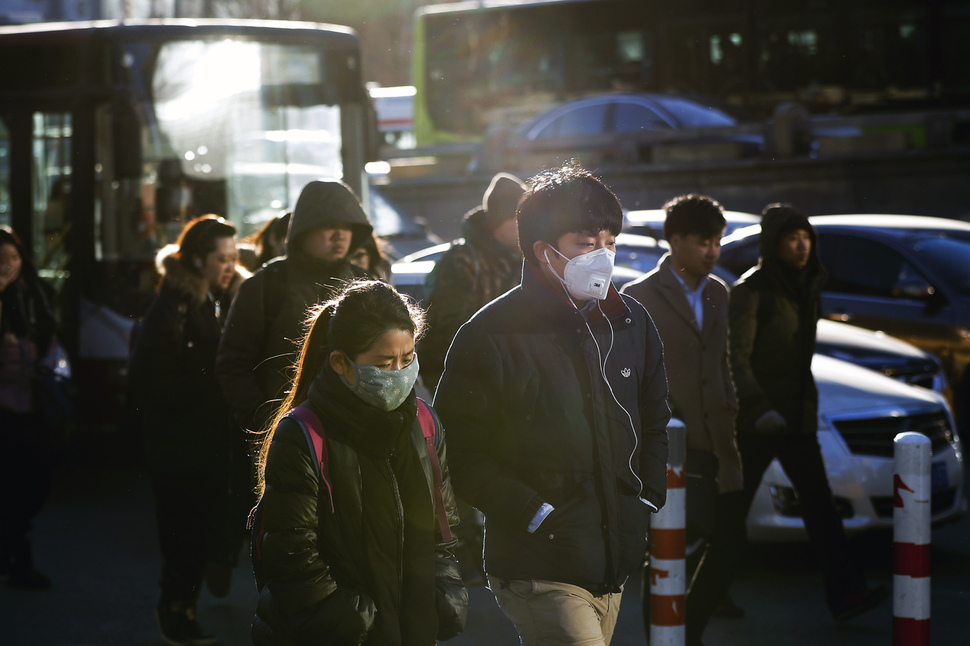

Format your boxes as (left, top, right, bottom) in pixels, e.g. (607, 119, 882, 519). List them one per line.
(286, 180, 373, 257)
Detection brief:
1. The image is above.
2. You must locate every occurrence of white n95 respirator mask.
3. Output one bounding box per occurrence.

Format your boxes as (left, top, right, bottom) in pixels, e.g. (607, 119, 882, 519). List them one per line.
(545, 246, 615, 302)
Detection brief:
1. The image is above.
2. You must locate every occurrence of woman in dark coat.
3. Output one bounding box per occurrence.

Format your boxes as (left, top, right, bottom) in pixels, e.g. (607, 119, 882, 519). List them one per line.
(729, 204, 887, 621)
(251, 279, 468, 646)
(128, 215, 250, 645)
(0, 226, 58, 590)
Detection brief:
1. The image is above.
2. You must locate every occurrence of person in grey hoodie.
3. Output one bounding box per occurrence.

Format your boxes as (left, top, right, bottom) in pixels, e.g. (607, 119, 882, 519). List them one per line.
(217, 180, 372, 434)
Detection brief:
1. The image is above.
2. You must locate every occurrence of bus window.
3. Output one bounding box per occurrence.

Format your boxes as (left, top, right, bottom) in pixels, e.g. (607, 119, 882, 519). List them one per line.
(0, 20, 373, 427)
(31, 112, 72, 289)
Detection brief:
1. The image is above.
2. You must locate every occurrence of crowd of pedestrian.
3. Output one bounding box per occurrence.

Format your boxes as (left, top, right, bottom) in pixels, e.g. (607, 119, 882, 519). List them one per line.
(2, 167, 891, 646)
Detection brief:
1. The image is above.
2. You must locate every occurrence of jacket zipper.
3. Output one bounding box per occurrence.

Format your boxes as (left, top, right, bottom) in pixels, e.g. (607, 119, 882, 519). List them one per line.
(387, 458, 405, 601)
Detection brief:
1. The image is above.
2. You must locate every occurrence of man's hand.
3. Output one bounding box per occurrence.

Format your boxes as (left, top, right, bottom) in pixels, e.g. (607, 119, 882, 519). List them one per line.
(754, 410, 787, 434)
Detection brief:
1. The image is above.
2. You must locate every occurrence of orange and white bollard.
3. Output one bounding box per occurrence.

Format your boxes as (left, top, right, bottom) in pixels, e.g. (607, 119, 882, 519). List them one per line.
(650, 420, 686, 646)
(893, 432, 931, 646)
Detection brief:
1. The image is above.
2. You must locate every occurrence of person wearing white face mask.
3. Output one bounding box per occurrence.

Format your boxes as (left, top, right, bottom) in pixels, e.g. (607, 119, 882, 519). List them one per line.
(434, 165, 670, 646)
(252, 280, 468, 646)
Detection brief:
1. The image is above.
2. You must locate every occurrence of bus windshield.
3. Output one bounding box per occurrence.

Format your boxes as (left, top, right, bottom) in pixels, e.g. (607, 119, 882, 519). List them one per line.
(132, 38, 344, 240)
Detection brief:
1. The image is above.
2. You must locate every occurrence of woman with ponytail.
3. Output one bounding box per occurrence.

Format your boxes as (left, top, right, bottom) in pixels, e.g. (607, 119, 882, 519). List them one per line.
(251, 279, 467, 646)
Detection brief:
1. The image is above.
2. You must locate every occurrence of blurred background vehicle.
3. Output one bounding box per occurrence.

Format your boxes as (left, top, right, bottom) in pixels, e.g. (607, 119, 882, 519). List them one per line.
(390, 232, 661, 304)
(719, 214, 970, 428)
(368, 186, 442, 260)
(623, 208, 760, 239)
(393, 236, 950, 399)
(473, 92, 765, 172)
(747, 353, 965, 541)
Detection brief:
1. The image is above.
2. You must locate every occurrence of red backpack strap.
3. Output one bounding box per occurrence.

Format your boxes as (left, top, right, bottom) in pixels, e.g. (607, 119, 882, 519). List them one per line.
(287, 405, 334, 514)
(417, 398, 455, 543)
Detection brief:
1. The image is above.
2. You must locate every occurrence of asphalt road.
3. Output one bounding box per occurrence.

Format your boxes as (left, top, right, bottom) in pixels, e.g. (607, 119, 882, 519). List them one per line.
(2, 431, 967, 646)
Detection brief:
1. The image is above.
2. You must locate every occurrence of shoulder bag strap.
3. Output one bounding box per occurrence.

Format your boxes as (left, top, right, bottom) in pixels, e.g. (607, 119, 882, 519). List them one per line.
(417, 398, 454, 542)
(286, 405, 335, 514)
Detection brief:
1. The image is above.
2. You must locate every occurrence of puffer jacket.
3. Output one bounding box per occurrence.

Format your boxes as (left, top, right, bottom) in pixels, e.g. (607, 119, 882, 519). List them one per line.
(420, 207, 522, 390)
(252, 370, 468, 646)
(433, 263, 669, 592)
(128, 248, 248, 476)
(728, 209, 827, 435)
(217, 181, 372, 432)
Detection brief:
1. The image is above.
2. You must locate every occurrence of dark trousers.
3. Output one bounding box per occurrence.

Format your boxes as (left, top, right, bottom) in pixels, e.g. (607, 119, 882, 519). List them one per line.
(0, 409, 52, 566)
(152, 471, 246, 607)
(152, 479, 209, 607)
(737, 432, 866, 610)
(685, 490, 747, 644)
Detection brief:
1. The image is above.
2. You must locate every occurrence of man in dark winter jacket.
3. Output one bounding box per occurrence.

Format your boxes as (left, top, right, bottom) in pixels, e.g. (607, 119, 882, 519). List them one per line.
(729, 203, 888, 622)
(434, 166, 669, 646)
(216, 180, 372, 433)
(420, 172, 526, 392)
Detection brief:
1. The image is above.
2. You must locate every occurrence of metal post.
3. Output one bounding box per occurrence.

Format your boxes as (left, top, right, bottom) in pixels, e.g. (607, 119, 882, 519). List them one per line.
(893, 432, 931, 646)
(650, 420, 686, 646)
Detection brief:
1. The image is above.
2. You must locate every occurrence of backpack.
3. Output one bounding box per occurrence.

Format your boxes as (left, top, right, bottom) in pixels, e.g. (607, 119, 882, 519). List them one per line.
(252, 398, 453, 591)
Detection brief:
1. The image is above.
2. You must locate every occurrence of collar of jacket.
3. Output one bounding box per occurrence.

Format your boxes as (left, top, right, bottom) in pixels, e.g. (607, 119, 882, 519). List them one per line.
(461, 207, 523, 262)
(286, 250, 361, 284)
(522, 260, 629, 326)
(156, 249, 248, 306)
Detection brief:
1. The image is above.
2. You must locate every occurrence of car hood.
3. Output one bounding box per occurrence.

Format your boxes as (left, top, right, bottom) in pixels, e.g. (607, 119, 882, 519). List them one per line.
(817, 319, 927, 358)
(815, 319, 939, 377)
(814, 354, 945, 417)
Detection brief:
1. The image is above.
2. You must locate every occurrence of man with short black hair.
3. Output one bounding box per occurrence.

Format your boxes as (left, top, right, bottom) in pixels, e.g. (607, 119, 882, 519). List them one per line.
(434, 165, 669, 646)
(622, 194, 745, 646)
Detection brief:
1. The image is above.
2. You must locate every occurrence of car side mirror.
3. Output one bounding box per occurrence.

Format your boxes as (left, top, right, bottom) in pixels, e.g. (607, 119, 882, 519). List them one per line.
(892, 276, 935, 301)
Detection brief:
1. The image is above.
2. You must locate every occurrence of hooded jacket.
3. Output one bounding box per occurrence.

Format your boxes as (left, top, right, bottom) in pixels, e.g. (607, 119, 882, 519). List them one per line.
(433, 264, 669, 591)
(728, 208, 827, 435)
(129, 247, 248, 476)
(252, 369, 468, 646)
(420, 206, 523, 390)
(217, 181, 372, 431)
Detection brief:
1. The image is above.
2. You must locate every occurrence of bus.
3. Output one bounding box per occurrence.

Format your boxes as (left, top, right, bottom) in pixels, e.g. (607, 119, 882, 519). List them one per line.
(412, 0, 970, 144)
(0, 19, 377, 426)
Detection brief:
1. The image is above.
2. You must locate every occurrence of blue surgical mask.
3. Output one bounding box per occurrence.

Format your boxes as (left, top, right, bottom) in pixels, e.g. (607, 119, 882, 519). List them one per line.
(338, 353, 420, 412)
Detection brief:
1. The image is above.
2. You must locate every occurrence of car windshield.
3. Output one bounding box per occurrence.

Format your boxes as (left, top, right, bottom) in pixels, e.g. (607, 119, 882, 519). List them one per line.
(912, 237, 970, 297)
(651, 96, 736, 128)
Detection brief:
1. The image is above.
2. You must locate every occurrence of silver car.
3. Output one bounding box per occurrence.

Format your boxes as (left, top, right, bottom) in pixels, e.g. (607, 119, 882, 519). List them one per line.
(747, 353, 965, 541)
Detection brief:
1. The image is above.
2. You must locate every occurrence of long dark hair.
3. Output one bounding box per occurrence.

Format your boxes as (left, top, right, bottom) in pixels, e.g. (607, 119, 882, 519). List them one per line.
(175, 214, 237, 271)
(254, 279, 425, 499)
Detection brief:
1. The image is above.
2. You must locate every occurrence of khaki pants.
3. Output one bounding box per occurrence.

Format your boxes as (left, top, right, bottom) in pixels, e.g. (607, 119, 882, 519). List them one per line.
(487, 576, 623, 646)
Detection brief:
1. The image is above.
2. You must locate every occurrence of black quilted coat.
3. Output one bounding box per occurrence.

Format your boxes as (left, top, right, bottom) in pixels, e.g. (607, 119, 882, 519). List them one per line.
(434, 264, 670, 592)
(252, 367, 468, 646)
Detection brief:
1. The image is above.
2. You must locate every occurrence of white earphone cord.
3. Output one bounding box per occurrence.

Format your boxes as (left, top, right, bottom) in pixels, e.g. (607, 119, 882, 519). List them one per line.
(553, 263, 645, 500)
(583, 301, 645, 500)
